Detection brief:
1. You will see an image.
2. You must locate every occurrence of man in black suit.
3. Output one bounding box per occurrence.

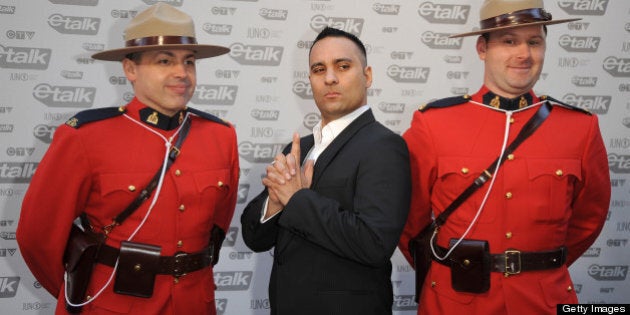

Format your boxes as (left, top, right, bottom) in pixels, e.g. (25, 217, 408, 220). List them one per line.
(241, 27, 411, 315)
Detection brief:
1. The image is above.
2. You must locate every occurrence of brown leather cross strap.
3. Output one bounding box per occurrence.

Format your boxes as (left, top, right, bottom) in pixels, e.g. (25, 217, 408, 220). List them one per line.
(109, 118, 192, 229)
(97, 243, 212, 278)
(433, 101, 552, 228)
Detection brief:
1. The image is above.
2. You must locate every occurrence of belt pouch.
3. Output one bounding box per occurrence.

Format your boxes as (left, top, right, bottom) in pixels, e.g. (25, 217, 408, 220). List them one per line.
(114, 241, 161, 298)
(449, 238, 490, 293)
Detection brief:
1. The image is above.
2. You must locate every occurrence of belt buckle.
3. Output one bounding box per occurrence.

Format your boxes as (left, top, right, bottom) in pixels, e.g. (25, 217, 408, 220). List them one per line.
(504, 249, 521, 277)
(173, 251, 188, 278)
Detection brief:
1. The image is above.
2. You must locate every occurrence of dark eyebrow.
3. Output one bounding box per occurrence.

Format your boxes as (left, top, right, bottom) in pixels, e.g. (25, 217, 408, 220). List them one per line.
(310, 57, 354, 71)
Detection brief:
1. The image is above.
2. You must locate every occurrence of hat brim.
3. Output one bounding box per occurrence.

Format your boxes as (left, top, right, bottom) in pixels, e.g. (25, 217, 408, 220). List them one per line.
(449, 18, 581, 38)
(91, 44, 230, 61)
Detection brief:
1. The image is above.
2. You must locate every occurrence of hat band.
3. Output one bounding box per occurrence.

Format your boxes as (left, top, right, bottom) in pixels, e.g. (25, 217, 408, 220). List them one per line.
(126, 35, 198, 48)
(480, 8, 552, 30)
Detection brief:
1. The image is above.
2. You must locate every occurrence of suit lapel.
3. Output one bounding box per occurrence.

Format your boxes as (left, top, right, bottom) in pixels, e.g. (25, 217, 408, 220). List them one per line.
(311, 109, 375, 187)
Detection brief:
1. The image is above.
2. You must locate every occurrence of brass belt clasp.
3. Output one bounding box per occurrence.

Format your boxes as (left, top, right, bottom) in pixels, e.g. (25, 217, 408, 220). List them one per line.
(504, 249, 521, 277)
(173, 251, 188, 278)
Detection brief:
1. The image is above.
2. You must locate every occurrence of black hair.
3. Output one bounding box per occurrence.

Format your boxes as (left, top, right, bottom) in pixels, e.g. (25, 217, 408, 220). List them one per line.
(124, 52, 142, 64)
(309, 27, 367, 64)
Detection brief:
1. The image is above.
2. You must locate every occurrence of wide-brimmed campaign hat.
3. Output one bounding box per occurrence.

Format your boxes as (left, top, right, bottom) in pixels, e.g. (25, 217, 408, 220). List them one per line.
(450, 0, 581, 38)
(92, 3, 229, 61)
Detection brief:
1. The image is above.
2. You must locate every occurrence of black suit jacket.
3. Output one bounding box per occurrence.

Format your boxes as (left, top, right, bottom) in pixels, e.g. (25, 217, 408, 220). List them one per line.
(241, 109, 411, 315)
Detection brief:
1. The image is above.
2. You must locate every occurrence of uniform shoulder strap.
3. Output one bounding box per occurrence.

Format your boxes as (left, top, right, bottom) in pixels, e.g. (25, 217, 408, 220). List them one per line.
(418, 95, 469, 112)
(186, 107, 232, 127)
(541, 95, 591, 115)
(65, 106, 125, 129)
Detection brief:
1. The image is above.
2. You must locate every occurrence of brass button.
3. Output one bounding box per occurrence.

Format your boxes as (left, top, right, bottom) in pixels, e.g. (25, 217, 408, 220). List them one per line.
(507, 154, 514, 160)
(134, 264, 142, 272)
(555, 169, 563, 176)
(462, 259, 470, 266)
(431, 281, 436, 287)
(461, 167, 469, 174)
(567, 285, 573, 292)
(175, 169, 181, 176)
(509, 117, 515, 124)
(128, 185, 136, 192)
(174, 277, 179, 284)
(505, 192, 513, 199)
(218, 181, 224, 187)
(506, 232, 513, 239)
(86, 295, 92, 301)
(177, 240, 183, 248)
(179, 204, 185, 212)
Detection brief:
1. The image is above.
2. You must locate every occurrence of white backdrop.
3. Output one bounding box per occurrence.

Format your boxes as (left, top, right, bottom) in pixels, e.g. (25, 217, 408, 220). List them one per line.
(0, 0, 628, 314)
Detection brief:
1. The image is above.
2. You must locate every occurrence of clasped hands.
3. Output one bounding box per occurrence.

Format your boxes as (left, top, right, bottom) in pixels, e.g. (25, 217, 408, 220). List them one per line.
(262, 133, 314, 219)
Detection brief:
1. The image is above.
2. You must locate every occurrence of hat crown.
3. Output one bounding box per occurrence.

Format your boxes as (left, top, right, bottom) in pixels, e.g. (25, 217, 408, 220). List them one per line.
(480, 0, 544, 20)
(124, 3, 196, 41)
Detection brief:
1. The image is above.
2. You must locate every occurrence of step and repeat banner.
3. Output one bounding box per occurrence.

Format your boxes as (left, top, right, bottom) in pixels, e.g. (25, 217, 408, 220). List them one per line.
(1, 0, 629, 313)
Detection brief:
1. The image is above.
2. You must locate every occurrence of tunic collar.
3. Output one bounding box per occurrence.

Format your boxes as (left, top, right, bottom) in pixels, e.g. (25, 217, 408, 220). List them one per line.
(478, 86, 536, 111)
(124, 98, 185, 131)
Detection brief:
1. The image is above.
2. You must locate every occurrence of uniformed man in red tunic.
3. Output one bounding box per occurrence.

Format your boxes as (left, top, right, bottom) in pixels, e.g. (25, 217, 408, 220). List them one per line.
(398, 0, 611, 314)
(17, 3, 239, 314)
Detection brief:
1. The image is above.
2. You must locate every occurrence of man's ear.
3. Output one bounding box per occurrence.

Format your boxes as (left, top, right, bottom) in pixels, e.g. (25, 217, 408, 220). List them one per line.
(122, 58, 136, 82)
(476, 36, 487, 60)
(364, 65, 373, 88)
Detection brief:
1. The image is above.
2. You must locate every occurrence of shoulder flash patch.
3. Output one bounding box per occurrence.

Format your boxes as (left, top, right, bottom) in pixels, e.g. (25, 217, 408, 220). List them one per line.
(541, 95, 592, 115)
(187, 107, 231, 127)
(418, 95, 469, 112)
(65, 106, 125, 129)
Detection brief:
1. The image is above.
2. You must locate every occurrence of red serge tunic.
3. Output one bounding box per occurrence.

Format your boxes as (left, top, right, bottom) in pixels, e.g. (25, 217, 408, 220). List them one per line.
(17, 98, 239, 314)
(398, 87, 610, 314)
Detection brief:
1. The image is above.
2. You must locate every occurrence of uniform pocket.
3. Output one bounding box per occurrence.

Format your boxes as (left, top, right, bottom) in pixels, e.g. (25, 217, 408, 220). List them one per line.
(100, 172, 153, 198)
(437, 157, 495, 223)
(526, 159, 581, 223)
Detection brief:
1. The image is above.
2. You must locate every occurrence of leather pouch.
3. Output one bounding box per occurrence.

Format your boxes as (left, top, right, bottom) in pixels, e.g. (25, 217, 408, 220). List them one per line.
(408, 222, 436, 302)
(64, 220, 105, 313)
(449, 238, 490, 293)
(114, 241, 161, 298)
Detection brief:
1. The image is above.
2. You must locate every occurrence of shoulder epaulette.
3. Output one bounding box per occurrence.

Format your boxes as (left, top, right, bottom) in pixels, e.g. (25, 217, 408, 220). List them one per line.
(418, 95, 470, 112)
(65, 106, 125, 129)
(187, 107, 231, 127)
(540, 95, 592, 115)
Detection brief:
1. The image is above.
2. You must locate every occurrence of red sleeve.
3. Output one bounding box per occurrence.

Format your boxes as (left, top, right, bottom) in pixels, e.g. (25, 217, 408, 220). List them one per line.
(565, 114, 610, 265)
(398, 110, 437, 266)
(213, 124, 239, 233)
(16, 125, 92, 297)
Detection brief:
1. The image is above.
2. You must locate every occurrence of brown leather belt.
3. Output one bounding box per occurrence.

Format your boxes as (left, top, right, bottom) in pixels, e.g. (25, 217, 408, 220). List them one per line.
(97, 244, 213, 277)
(434, 245, 566, 276)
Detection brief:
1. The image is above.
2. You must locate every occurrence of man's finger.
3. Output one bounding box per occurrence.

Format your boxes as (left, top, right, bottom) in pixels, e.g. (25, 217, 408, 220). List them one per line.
(302, 159, 314, 189)
(289, 132, 301, 176)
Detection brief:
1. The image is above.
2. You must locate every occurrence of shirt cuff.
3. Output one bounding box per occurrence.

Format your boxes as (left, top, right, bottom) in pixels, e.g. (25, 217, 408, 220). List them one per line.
(260, 196, 281, 223)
